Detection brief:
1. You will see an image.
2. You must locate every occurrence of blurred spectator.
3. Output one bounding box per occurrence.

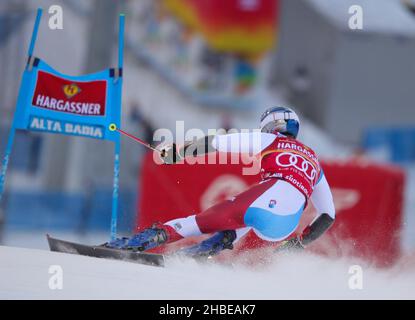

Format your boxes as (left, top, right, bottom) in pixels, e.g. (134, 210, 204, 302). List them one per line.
(403, 0, 415, 15)
(198, 47, 227, 91)
(233, 56, 257, 94)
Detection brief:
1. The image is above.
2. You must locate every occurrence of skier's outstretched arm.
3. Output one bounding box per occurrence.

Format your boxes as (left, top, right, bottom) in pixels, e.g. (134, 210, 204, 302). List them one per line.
(159, 132, 275, 164)
(157, 135, 216, 164)
(276, 171, 335, 252)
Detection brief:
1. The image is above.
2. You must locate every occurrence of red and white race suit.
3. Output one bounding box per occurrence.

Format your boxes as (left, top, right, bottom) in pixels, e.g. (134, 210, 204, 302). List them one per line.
(163, 132, 335, 242)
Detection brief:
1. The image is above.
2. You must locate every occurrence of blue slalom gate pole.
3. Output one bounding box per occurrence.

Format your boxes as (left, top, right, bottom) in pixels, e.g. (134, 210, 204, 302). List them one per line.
(0, 8, 42, 203)
(28, 8, 42, 57)
(110, 143, 121, 241)
(0, 129, 16, 203)
(118, 14, 125, 69)
(110, 14, 125, 241)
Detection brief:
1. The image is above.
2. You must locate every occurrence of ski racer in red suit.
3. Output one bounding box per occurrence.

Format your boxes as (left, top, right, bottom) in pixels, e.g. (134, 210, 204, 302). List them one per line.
(107, 107, 336, 257)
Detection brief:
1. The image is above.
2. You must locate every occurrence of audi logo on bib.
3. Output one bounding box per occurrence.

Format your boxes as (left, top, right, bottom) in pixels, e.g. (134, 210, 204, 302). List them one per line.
(260, 137, 322, 198)
(276, 152, 318, 181)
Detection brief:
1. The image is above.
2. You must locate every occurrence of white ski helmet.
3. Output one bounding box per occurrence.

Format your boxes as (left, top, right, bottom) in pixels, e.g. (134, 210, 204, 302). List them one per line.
(260, 106, 300, 138)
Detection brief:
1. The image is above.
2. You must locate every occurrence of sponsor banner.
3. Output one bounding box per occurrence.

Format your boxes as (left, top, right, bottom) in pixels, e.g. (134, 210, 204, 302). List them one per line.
(32, 71, 107, 116)
(29, 116, 104, 139)
(12, 59, 121, 142)
(137, 153, 405, 266)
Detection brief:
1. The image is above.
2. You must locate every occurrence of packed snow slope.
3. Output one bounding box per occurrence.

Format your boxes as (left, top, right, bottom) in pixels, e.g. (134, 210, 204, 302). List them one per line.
(1, 245, 415, 299)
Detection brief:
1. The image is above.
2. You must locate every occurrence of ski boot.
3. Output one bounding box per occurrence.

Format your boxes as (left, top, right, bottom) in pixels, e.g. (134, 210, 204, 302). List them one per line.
(105, 224, 169, 251)
(105, 237, 130, 249)
(178, 230, 237, 259)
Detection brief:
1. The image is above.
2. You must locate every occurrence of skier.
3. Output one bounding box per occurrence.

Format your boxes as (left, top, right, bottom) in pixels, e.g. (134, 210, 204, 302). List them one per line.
(107, 107, 336, 257)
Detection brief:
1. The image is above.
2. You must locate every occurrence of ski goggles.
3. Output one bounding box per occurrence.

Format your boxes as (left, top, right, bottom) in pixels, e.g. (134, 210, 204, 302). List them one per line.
(260, 119, 287, 134)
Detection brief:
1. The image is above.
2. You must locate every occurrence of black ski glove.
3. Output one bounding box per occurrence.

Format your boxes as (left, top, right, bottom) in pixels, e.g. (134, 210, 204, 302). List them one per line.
(158, 143, 182, 164)
(275, 213, 334, 253)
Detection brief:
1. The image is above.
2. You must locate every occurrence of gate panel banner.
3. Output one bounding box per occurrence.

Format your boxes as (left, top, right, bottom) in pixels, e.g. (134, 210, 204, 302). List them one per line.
(13, 59, 121, 142)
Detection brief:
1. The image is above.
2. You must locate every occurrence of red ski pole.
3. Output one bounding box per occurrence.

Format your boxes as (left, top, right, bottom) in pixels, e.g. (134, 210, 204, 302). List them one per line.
(108, 123, 165, 156)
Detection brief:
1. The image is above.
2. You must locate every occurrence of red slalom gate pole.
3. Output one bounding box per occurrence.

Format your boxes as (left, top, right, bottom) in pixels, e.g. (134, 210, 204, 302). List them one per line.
(109, 123, 162, 154)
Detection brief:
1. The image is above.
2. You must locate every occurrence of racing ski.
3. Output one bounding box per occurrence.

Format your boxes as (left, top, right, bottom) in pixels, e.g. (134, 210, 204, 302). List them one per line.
(46, 234, 165, 267)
